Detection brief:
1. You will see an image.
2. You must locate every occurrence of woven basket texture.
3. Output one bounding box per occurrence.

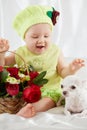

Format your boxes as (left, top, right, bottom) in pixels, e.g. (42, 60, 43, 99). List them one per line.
(0, 98, 26, 114)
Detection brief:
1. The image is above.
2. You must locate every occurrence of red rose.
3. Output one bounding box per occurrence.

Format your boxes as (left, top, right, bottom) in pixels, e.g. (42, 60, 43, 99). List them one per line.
(7, 67, 20, 79)
(0, 66, 3, 72)
(6, 83, 19, 96)
(52, 10, 60, 25)
(28, 71, 39, 85)
(29, 71, 39, 80)
(23, 84, 41, 103)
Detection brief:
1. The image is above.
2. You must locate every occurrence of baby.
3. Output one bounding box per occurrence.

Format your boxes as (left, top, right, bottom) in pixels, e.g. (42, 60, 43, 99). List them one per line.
(61, 75, 87, 116)
(0, 5, 85, 118)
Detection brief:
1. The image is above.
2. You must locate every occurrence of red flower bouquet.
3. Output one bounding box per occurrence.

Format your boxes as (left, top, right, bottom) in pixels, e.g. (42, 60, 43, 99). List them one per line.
(0, 50, 48, 114)
(0, 65, 48, 104)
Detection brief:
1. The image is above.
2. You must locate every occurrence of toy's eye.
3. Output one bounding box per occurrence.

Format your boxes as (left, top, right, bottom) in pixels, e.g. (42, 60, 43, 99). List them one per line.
(61, 84, 64, 88)
(71, 85, 76, 89)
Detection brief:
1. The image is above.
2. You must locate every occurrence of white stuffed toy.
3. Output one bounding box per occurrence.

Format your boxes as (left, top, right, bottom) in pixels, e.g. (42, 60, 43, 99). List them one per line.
(61, 75, 87, 116)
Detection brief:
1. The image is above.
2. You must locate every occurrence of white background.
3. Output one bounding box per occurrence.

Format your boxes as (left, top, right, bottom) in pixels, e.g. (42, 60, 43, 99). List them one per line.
(0, 0, 87, 58)
(0, 1, 87, 129)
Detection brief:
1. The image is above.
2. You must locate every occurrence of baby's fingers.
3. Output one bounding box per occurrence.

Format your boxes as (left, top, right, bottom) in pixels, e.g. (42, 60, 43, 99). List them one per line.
(0, 38, 8, 44)
(73, 59, 85, 66)
(0, 38, 9, 52)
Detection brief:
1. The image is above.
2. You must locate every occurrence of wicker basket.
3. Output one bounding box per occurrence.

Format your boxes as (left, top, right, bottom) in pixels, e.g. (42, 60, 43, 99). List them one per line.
(0, 98, 27, 114)
(0, 50, 28, 114)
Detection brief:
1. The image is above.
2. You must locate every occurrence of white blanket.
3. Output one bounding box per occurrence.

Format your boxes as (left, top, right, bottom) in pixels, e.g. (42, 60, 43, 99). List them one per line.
(0, 107, 87, 130)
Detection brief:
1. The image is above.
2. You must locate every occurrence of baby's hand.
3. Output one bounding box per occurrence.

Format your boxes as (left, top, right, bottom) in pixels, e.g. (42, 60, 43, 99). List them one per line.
(70, 59, 85, 73)
(0, 38, 9, 53)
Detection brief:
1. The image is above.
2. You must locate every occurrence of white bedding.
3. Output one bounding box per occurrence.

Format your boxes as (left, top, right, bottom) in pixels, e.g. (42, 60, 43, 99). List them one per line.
(0, 60, 87, 130)
(0, 108, 87, 130)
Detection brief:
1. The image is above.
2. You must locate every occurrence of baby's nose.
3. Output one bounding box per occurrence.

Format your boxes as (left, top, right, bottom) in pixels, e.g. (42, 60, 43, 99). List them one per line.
(63, 91, 67, 95)
(38, 37, 44, 43)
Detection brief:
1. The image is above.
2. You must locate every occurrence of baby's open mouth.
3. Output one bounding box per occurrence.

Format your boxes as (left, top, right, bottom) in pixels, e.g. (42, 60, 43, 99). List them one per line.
(36, 46, 45, 49)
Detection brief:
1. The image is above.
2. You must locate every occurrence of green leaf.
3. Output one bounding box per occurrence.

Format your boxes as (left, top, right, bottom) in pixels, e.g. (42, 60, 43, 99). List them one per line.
(47, 11, 52, 18)
(52, 7, 55, 11)
(0, 70, 8, 82)
(0, 82, 7, 96)
(33, 79, 48, 86)
(33, 71, 47, 83)
(28, 65, 35, 72)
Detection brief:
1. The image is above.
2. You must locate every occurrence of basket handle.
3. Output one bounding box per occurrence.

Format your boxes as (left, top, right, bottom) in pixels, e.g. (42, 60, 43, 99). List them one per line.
(0, 50, 29, 74)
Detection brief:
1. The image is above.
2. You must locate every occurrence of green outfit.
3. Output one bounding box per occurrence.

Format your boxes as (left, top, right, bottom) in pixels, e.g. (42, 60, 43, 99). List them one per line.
(15, 44, 62, 103)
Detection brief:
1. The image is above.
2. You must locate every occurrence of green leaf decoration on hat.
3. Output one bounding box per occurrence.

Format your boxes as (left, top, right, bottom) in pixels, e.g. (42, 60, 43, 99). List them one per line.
(47, 7, 60, 25)
(47, 7, 55, 19)
(52, 7, 55, 11)
(47, 11, 52, 18)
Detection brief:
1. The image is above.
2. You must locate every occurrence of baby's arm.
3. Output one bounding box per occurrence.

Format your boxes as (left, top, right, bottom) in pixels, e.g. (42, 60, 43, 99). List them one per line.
(0, 38, 15, 66)
(57, 50, 85, 78)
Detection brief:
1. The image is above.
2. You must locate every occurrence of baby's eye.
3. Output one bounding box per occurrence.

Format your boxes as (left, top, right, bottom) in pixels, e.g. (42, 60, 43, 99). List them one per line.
(61, 84, 64, 89)
(44, 35, 49, 38)
(71, 85, 76, 89)
(32, 36, 38, 38)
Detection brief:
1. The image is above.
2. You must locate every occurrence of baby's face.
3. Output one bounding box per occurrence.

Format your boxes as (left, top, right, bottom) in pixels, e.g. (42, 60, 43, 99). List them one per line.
(24, 23, 52, 55)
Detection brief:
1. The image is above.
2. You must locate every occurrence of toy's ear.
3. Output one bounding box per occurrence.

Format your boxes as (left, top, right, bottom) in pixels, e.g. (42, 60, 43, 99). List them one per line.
(74, 78, 81, 86)
(82, 80, 87, 89)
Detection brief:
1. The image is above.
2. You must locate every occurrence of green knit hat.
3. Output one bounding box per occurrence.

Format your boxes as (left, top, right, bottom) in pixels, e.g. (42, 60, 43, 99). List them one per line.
(13, 5, 60, 39)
